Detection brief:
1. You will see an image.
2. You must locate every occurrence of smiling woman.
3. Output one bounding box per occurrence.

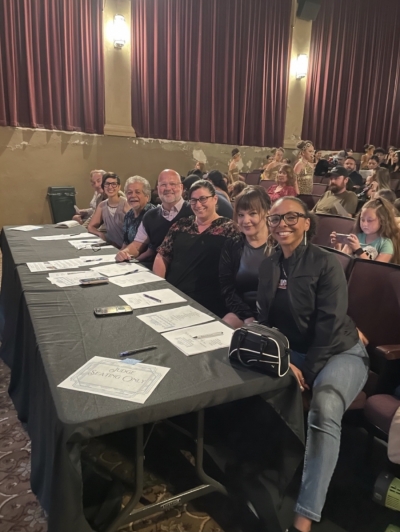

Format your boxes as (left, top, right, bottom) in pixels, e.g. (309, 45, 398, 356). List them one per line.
(153, 180, 239, 317)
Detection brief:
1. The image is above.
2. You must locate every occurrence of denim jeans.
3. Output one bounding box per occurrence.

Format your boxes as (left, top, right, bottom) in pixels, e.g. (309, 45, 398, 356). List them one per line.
(291, 340, 369, 521)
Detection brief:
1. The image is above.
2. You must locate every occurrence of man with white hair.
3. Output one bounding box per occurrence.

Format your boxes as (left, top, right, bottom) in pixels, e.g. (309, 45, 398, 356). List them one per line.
(122, 175, 155, 245)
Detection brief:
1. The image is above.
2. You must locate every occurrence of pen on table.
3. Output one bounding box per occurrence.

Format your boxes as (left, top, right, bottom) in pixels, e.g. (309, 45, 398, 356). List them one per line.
(108, 269, 139, 277)
(119, 345, 157, 357)
(191, 332, 224, 340)
(84, 258, 102, 262)
(143, 293, 162, 303)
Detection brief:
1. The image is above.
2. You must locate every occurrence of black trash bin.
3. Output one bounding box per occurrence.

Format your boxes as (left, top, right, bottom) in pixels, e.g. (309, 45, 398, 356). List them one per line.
(47, 186, 76, 224)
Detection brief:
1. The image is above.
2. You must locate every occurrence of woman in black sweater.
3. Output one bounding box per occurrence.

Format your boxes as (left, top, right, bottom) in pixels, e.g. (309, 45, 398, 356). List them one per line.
(219, 186, 270, 328)
(257, 196, 369, 532)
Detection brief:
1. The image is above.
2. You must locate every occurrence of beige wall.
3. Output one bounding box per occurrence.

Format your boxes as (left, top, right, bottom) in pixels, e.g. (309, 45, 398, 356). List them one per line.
(0, 0, 313, 229)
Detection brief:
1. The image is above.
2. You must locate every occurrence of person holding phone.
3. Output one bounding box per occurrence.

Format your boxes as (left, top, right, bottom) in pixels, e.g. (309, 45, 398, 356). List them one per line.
(257, 196, 369, 532)
(331, 197, 400, 263)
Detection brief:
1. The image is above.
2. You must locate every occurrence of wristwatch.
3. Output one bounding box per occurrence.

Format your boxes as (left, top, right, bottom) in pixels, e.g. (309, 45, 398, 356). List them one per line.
(354, 247, 364, 257)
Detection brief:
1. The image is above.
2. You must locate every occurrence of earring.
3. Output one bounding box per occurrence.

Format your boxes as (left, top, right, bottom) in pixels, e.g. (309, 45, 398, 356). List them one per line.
(304, 231, 307, 245)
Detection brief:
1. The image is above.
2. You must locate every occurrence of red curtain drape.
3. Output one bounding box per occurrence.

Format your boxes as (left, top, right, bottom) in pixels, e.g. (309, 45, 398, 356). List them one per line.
(302, 0, 400, 151)
(131, 0, 292, 146)
(0, 0, 104, 134)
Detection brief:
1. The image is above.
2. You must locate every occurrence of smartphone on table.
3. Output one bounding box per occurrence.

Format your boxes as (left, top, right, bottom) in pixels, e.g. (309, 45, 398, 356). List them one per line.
(94, 305, 133, 317)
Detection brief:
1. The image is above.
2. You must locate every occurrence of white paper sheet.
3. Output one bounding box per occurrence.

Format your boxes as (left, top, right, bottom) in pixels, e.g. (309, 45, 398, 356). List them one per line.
(90, 262, 148, 277)
(58, 356, 170, 404)
(27, 258, 85, 272)
(108, 271, 164, 287)
(46, 270, 105, 287)
(68, 238, 104, 249)
(32, 232, 96, 241)
(78, 255, 117, 265)
(162, 321, 233, 356)
(9, 225, 43, 231)
(137, 305, 214, 333)
(55, 220, 80, 228)
(120, 289, 186, 309)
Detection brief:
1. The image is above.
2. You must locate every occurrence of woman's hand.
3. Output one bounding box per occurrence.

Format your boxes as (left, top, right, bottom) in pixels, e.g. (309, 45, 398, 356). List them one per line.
(290, 363, 309, 392)
(346, 233, 361, 252)
(115, 250, 131, 262)
(244, 317, 255, 324)
(330, 231, 337, 244)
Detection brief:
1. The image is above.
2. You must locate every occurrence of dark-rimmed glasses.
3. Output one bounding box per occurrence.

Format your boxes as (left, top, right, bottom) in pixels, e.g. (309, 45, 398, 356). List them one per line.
(189, 195, 213, 206)
(267, 212, 307, 227)
(103, 181, 119, 188)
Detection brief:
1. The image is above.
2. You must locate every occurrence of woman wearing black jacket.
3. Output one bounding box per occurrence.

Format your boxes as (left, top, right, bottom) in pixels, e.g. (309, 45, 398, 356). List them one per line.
(257, 196, 369, 532)
(219, 186, 270, 328)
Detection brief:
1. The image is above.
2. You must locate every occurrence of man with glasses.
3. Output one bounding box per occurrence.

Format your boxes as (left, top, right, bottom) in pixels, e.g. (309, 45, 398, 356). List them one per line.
(312, 167, 358, 216)
(116, 169, 192, 265)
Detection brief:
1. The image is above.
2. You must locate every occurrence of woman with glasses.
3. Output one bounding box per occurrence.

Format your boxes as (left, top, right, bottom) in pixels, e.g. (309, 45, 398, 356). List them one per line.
(153, 180, 239, 317)
(88, 172, 129, 248)
(257, 197, 369, 532)
(220, 186, 270, 329)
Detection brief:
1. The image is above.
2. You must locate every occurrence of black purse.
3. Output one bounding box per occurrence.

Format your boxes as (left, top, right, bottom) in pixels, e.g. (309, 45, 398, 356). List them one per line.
(228, 323, 290, 377)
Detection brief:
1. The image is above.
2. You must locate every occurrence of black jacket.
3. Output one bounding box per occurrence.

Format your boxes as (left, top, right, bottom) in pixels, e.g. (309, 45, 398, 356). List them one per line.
(219, 235, 255, 321)
(257, 243, 360, 385)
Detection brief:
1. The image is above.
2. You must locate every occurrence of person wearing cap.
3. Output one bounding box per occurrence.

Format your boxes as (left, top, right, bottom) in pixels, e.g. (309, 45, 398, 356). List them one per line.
(312, 167, 358, 216)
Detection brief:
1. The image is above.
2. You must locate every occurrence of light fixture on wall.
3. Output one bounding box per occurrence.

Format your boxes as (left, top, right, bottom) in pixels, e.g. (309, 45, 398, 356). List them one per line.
(113, 14, 127, 49)
(295, 54, 309, 79)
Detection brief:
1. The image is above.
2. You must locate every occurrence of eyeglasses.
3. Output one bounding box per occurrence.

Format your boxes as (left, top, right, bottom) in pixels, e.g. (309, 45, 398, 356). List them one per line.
(266, 212, 307, 227)
(158, 182, 181, 189)
(103, 182, 119, 188)
(189, 195, 213, 206)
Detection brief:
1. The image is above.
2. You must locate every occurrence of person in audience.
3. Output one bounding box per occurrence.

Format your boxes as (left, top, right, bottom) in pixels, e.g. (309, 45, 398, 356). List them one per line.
(314, 152, 329, 176)
(229, 181, 247, 203)
(115, 169, 192, 264)
(153, 180, 239, 317)
(206, 170, 234, 218)
(387, 146, 397, 167)
(335, 150, 347, 166)
(228, 148, 242, 182)
(312, 167, 358, 216)
(360, 144, 375, 170)
(187, 161, 206, 177)
(374, 147, 389, 168)
(367, 167, 391, 199)
(294, 140, 315, 194)
(220, 186, 270, 328)
(368, 155, 380, 171)
(73, 169, 105, 224)
(331, 197, 400, 263)
(267, 164, 298, 203)
(260, 147, 285, 181)
(258, 196, 369, 532)
(375, 189, 400, 228)
(122, 176, 155, 246)
(390, 150, 400, 173)
(88, 173, 128, 248)
(344, 157, 363, 191)
(183, 174, 201, 199)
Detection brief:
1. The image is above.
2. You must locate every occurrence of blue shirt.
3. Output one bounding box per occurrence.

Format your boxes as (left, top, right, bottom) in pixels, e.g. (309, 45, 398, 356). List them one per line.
(123, 203, 155, 245)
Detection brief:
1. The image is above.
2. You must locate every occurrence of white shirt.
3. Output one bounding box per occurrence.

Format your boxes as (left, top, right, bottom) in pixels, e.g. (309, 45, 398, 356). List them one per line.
(134, 197, 186, 243)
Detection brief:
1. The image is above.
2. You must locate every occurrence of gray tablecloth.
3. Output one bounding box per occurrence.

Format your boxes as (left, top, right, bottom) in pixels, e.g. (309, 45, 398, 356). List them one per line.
(0, 226, 305, 532)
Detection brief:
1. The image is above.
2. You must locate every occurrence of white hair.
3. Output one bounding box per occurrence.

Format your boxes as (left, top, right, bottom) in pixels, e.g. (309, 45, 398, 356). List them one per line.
(124, 175, 151, 197)
(90, 169, 106, 178)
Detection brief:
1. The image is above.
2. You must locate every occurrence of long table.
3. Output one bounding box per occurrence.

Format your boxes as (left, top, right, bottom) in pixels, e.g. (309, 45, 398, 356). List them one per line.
(0, 226, 304, 532)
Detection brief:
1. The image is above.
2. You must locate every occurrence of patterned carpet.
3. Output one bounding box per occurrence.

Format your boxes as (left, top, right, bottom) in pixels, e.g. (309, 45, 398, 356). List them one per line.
(0, 358, 227, 532)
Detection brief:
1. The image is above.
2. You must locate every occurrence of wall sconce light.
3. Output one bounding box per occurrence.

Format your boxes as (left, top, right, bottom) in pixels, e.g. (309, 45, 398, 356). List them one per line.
(295, 54, 308, 79)
(113, 14, 127, 49)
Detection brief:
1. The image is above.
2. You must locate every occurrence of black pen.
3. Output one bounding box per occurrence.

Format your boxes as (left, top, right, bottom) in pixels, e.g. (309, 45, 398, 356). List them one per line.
(108, 269, 139, 277)
(143, 293, 162, 303)
(84, 258, 102, 262)
(119, 345, 157, 357)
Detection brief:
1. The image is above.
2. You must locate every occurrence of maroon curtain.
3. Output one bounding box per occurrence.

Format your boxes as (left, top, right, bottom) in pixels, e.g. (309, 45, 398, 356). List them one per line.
(302, 0, 400, 151)
(131, 0, 292, 146)
(0, 0, 104, 134)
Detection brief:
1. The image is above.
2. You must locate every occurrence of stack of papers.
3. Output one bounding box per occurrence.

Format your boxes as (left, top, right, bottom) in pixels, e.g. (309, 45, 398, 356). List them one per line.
(109, 271, 163, 287)
(137, 305, 214, 333)
(27, 258, 85, 272)
(32, 233, 96, 241)
(78, 255, 117, 265)
(47, 271, 105, 287)
(162, 321, 233, 356)
(69, 239, 113, 250)
(58, 356, 170, 404)
(9, 225, 43, 231)
(120, 289, 186, 309)
(90, 262, 148, 277)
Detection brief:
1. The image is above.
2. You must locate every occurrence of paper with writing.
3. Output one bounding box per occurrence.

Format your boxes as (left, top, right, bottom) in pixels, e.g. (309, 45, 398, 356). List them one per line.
(46, 271, 105, 287)
(9, 225, 43, 231)
(120, 289, 186, 309)
(90, 262, 148, 277)
(108, 271, 164, 287)
(162, 321, 233, 356)
(58, 356, 170, 403)
(137, 305, 214, 333)
(27, 258, 85, 272)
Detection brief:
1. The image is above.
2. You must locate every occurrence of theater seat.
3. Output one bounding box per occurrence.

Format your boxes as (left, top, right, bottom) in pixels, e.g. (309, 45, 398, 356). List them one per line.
(312, 183, 328, 195)
(245, 171, 261, 185)
(298, 194, 318, 209)
(319, 246, 354, 278)
(259, 179, 276, 191)
(364, 394, 400, 437)
(313, 214, 355, 247)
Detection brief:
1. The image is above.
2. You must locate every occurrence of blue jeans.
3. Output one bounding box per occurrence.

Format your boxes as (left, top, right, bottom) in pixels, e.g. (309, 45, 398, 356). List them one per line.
(291, 341, 369, 521)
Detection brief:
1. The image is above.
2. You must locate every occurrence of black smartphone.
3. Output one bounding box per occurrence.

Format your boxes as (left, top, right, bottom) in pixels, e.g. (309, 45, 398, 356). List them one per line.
(94, 305, 133, 316)
(80, 277, 109, 286)
(335, 233, 350, 244)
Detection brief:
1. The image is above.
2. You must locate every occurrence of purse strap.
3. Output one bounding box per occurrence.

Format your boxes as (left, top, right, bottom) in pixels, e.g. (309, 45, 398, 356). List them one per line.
(236, 328, 267, 367)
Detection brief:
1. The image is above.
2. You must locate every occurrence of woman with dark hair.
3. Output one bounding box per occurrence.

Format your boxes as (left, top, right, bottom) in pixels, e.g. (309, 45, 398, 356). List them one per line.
(390, 150, 400, 173)
(360, 144, 375, 170)
(187, 161, 206, 177)
(88, 172, 128, 248)
(153, 180, 239, 316)
(367, 167, 391, 199)
(206, 170, 233, 218)
(267, 164, 299, 202)
(257, 196, 369, 532)
(294, 141, 315, 194)
(229, 181, 247, 203)
(220, 186, 270, 329)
